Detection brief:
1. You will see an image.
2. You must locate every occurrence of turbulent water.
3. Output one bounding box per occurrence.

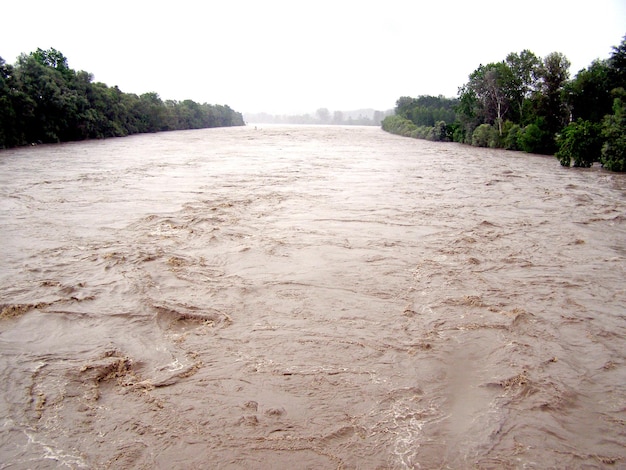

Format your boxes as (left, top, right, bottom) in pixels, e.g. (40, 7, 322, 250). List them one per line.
(1, 125, 625, 469)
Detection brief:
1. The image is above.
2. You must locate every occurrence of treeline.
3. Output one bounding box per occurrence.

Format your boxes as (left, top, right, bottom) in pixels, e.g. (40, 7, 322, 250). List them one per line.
(245, 108, 390, 126)
(0, 48, 245, 149)
(383, 36, 626, 171)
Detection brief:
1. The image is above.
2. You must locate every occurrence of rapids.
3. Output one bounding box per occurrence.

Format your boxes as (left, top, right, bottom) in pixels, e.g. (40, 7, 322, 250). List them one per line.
(1, 125, 625, 468)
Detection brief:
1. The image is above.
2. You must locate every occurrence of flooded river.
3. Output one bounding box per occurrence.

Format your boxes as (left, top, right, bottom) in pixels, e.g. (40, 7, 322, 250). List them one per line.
(1, 125, 625, 468)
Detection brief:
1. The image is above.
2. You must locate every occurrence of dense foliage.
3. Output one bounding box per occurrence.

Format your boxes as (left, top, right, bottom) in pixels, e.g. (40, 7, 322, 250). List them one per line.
(382, 35, 626, 171)
(0, 48, 244, 149)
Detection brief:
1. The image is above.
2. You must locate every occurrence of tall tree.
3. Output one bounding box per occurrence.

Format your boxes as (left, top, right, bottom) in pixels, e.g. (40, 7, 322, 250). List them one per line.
(536, 52, 571, 134)
(395, 96, 418, 118)
(316, 107, 330, 123)
(464, 62, 514, 135)
(565, 59, 613, 122)
(607, 34, 626, 91)
(601, 96, 626, 171)
(0, 57, 16, 147)
(505, 50, 541, 123)
(332, 110, 344, 124)
(31, 47, 70, 71)
(456, 84, 481, 143)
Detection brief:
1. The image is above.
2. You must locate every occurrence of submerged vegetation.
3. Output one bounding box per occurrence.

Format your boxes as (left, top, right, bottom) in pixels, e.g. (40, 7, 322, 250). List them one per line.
(0, 48, 244, 149)
(383, 35, 626, 171)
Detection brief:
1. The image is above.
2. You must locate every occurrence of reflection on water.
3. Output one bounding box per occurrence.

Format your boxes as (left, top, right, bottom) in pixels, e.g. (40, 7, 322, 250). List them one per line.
(1, 125, 625, 468)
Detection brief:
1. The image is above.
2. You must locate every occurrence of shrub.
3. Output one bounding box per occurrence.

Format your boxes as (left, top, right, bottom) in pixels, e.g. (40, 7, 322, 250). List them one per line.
(432, 121, 447, 142)
(600, 98, 626, 171)
(504, 123, 522, 150)
(382, 115, 417, 136)
(471, 124, 497, 147)
(519, 120, 555, 154)
(555, 119, 601, 167)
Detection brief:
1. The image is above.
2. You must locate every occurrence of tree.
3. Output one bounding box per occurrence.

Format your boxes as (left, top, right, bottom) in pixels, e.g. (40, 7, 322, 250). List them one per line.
(372, 110, 384, 125)
(395, 96, 418, 118)
(484, 64, 513, 135)
(432, 121, 448, 142)
(518, 118, 554, 154)
(503, 122, 522, 150)
(381, 115, 417, 136)
(536, 52, 571, 136)
(555, 119, 602, 167)
(471, 123, 498, 147)
(505, 50, 541, 123)
(316, 108, 330, 123)
(15, 53, 70, 142)
(600, 97, 626, 171)
(456, 84, 480, 143)
(461, 62, 515, 136)
(565, 60, 613, 122)
(31, 47, 70, 71)
(332, 110, 344, 124)
(0, 48, 246, 148)
(607, 35, 626, 90)
(0, 57, 18, 147)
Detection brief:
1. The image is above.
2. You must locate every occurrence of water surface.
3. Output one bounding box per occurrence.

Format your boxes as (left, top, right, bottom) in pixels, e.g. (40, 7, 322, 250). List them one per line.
(1, 125, 625, 468)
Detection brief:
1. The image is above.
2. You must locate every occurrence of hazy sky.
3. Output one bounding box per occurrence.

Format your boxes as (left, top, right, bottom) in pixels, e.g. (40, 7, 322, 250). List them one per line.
(2, 1, 625, 114)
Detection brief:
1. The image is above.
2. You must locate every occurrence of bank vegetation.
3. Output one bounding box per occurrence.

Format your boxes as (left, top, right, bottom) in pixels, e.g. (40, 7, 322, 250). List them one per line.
(383, 36, 626, 171)
(0, 48, 244, 149)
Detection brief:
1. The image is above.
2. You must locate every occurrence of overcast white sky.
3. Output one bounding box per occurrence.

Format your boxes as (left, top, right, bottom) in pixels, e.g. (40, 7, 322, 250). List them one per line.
(2, 1, 625, 114)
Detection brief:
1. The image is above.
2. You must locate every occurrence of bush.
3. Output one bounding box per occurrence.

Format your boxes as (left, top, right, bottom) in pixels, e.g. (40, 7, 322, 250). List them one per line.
(519, 120, 555, 154)
(381, 115, 417, 136)
(382, 115, 452, 143)
(555, 119, 601, 167)
(600, 98, 626, 171)
(432, 121, 447, 141)
(504, 123, 522, 150)
(471, 124, 498, 147)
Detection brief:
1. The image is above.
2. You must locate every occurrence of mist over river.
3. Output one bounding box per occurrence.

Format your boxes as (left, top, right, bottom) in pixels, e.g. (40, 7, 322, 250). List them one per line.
(1, 125, 625, 469)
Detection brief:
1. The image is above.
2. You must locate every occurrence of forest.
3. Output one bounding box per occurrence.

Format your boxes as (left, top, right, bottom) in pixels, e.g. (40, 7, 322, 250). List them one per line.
(383, 36, 626, 171)
(0, 48, 245, 149)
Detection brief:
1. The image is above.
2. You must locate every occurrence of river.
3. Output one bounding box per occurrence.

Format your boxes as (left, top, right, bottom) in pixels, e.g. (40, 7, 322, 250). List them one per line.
(1, 125, 625, 468)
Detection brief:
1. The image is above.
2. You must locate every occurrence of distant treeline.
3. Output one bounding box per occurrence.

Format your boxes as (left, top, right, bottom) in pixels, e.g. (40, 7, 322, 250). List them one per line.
(0, 48, 245, 149)
(383, 35, 626, 171)
(245, 108, 391, 126)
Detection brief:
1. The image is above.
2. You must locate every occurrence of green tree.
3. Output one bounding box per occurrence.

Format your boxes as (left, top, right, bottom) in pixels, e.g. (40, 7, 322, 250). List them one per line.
(503, 122, 522, 150)
(464, 62, 515, 136)
(31, 47, 70, 71)
(15, 53, 70, 142)
(505, 50, 541, 123)
(565, 59, 613, 122)
(1, 48, 246, 148)
(518, 118, 554, 154)
(382, 115, 417, 136)
(0, 57, 19, 147)
(555, 119, 602, 167)
(607, 35, 626, 90)
(432, 121, 448, 142)
(395, 96, 418, 118)
(600, 97, 626, 171)
(131, 92, 166, 132)
(536, 52, 571, 136)
(471, 123, 498, 147)
(456, 84, 481, 143)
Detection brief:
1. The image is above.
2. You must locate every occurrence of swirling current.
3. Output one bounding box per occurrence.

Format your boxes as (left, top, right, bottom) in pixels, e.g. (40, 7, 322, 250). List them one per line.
(1, 125, 625, 468)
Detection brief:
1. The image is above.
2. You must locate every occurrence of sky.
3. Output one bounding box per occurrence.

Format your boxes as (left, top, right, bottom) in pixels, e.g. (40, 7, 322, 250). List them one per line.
(2, 0, 625, 115)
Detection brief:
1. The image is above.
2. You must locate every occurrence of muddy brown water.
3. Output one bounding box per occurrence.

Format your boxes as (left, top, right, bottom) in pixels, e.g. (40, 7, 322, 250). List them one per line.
(1, 125, 625, 469)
